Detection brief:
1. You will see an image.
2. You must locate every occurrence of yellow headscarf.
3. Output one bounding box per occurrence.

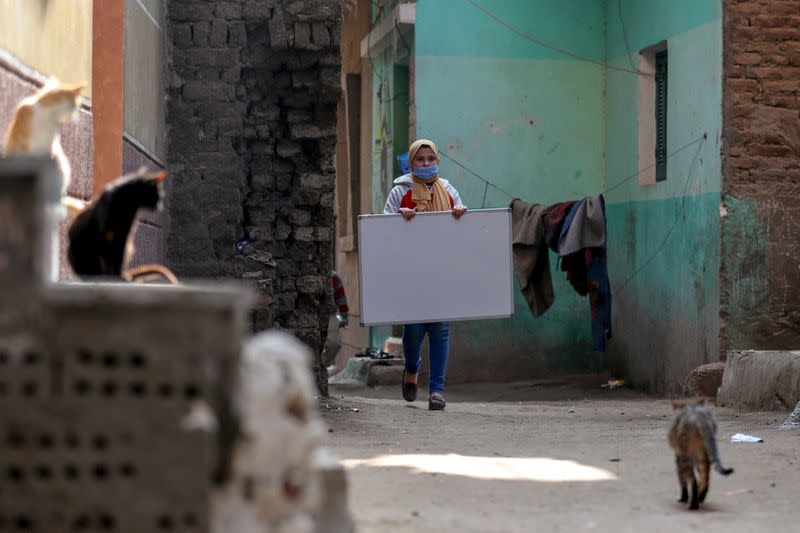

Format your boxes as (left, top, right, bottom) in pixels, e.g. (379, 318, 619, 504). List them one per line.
(408, 139, 451, 212)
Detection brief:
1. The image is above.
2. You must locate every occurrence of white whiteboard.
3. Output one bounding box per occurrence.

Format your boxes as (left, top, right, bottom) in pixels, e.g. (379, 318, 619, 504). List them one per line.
(358, 208, 514, 326)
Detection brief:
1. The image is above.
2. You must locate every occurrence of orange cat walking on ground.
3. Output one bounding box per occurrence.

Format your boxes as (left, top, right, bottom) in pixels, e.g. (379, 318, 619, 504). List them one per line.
(2, 80, 85, 213)
(668, 398, 734, 510)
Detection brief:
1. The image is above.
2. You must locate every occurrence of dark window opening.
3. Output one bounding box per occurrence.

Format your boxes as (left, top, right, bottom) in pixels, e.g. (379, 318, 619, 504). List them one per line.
(655, 50, 668, 182)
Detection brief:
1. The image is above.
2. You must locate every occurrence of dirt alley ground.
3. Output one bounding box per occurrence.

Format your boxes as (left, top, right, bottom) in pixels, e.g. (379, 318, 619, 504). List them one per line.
(321, 378, 799, 533)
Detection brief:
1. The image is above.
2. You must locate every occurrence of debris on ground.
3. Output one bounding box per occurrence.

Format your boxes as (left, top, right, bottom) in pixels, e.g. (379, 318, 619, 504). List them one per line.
(731, 433, 763, 443)
(724, 489, 754, 497)
(601, 379, 625, 390)
(776, 400, 800, 430)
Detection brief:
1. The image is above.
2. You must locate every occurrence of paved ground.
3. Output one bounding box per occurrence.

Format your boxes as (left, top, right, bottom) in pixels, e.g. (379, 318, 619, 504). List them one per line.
(322, 377, 799, 533)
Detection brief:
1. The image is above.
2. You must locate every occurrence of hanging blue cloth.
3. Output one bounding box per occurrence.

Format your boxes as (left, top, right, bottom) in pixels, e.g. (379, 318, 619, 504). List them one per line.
(397, 151, 409, 175)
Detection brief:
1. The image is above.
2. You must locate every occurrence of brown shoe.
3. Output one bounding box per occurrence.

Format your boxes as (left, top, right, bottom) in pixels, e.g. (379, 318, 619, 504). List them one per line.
(428, 392, 446, 410)
(401, 370, 417, 402)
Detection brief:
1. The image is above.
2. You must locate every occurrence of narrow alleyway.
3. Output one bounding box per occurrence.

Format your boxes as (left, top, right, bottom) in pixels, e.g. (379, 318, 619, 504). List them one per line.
(323, 380, 798, 533)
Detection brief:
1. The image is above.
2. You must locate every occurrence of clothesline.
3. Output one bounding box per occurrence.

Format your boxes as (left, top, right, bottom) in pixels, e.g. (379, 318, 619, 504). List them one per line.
(438, 133, 707, 209)
(612, 136, 706, 297)
(442, 133, 707, 302)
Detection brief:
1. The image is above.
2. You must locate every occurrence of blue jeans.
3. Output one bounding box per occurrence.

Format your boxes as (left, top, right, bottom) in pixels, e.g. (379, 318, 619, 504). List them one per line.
(402, 322, 450, 393)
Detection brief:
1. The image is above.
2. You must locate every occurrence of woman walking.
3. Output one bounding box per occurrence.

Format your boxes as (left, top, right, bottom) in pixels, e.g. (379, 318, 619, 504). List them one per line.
(383, 139, 467, 410)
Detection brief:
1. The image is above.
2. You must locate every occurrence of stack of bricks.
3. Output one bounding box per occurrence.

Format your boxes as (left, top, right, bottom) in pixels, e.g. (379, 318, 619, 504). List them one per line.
(165, 0, 343, 394)
(721, 0, 800, 355)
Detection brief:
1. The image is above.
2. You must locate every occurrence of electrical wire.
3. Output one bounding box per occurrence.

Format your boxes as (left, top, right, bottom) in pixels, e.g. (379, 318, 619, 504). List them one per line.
(464, 0, 653, 78)
(438, 134, 708, 294)
(617, 0, 637, 71)
(611, 136, 706, 296)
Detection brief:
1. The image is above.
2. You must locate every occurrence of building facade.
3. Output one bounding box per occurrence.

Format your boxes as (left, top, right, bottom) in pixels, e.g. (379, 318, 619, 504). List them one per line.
(336, 0, 800, 393)
(0, 0, 168, 274)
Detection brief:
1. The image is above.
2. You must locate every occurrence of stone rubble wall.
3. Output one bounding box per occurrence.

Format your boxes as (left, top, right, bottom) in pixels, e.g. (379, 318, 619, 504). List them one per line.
(165, 0, 344, 394)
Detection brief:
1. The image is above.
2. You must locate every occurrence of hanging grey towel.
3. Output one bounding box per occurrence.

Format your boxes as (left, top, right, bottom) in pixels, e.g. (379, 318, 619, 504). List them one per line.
(558, 195, 606, 257)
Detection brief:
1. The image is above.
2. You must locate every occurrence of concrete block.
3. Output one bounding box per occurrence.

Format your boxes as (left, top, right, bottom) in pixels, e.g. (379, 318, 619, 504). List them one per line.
(294, 227, 315, 242)
(215, 2, 242, 20)
(330, 357, 404, 387)
(368, 363, 404, 387)
(209, 19, 228, 48)
(285, 0, 341, 22)
(295, 22, 313, 49)
(228, 21, 247, 47)
(287, 109, 312, 123)
(183, 82, 235, 101)
(186, 48, 240, 67)
(172, 23, 193, 47)
(683, 362, 726, 398)
(291, 123, 336, 140)
(243, 0, 275, 20)
(312, 448, 355, 533)
(0, 157, 59, 319)
(292, 70, 318, 88)
(0, 278, 254, 531)
(295, 189, 321, 206)
(296, 275, 324, 295)
(169, 2, 213, 21)
(311, 23, 330, 48)
(277, 141, 302, 158)
(299, 174, 333, 190)
(717, 350, 800, 411)
(268, 9, 288, 49)
(192, 21, 210, 45)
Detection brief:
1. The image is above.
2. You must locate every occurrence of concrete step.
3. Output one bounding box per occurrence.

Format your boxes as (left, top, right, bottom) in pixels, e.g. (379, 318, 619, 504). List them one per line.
(717, 350, 800, 411)
(329, 356, 406, 387)
(683, 362, 726, 397)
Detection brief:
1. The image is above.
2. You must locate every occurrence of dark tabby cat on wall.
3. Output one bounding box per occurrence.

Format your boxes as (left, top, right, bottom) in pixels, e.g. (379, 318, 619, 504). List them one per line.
(68, 167, 177, 283)
(668, 398, 734, 510)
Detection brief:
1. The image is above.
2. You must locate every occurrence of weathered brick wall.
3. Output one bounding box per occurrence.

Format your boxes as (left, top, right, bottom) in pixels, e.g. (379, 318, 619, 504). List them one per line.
(165, 0, 342, 394)
(721, 0, 800, 355)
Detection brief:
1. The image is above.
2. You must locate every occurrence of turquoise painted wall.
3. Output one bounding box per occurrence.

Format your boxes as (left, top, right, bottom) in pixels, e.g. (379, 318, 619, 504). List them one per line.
(369, 44, 401, 348)
(604, 0, 722, 393)
(371, 0, 723, 389)
(368, 2, 412, 348)
(413, 0, 609, 382)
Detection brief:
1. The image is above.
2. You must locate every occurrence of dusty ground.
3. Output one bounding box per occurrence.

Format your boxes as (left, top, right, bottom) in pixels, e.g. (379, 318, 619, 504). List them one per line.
(322, 378, 799, 533)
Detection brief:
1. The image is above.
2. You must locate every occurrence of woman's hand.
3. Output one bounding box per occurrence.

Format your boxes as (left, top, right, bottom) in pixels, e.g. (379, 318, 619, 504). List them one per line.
(399, 207, 417, 221)
(452, 204, 468, 220)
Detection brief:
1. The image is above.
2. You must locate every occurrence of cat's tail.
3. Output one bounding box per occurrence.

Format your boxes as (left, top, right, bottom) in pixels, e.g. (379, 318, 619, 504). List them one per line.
(61, 196, 87, 217)
(699, 415, 734, 476)
(122, 264, 179, 285)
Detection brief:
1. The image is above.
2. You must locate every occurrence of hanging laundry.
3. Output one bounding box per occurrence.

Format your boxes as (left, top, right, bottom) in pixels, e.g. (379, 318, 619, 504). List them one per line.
(557, 195, 612, 352)
(331, 271, 349, 328)
(510, 195, 612, 353)
(543, 201, 577, 252)
(587, 247, 612, 352)
(510, 199, 554, 317)
(557, 196, 607, 256)
(561, 250, 590, 296)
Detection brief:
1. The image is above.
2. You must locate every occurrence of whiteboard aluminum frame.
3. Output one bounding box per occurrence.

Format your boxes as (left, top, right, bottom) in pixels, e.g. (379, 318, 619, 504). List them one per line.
(357, 208, 514, 327)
